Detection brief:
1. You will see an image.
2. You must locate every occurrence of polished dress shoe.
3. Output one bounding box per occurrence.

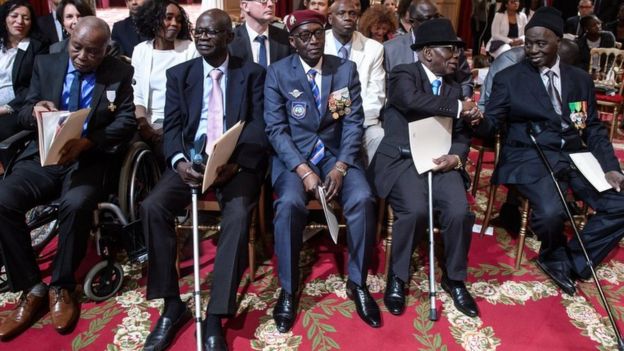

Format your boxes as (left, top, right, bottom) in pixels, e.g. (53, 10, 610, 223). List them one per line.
(346, 280, 381, 328)
(273, 290, 296, 333)
(143, 307, 192, 351)
(441, 277, 479, 318)
(536, 259, 576, 295)
(384, 274, 406, 316)
(0, 291, 48, 341)
(204, 334, 228, 351)
(49, 287, 80, 334)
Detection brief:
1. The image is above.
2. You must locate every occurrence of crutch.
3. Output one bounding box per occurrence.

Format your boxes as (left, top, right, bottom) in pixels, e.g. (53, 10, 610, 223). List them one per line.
(528, 124, 624, 350)
(190, 136, 207, 351)
(427, 171, 438, 321)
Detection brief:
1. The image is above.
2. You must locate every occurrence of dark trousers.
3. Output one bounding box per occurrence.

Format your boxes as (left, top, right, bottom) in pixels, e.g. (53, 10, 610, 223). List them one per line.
(272, 155, 376, 294)
(515, 162, 624, 275)
(471, 18, 490, 55)
(387, 165, 473, 283)
(0, 157, 106, 292)
(142, 168, 261, 316)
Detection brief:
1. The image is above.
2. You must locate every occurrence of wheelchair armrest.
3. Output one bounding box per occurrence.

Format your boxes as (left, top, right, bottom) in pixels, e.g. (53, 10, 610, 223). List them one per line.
(0, 130, 34, 151)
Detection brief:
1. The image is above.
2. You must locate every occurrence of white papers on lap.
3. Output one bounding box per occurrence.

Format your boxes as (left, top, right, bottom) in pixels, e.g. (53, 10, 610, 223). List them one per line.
(408, 116, 453, 174)
(202, 121, 245, 193)
(37, 109, 90, 166)
(570, 152, 614, 192)
(317, 186, 340, 244)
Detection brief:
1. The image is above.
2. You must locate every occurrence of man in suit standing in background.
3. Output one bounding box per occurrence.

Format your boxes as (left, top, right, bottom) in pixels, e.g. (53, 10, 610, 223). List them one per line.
(229, 0, 292, 67)
(37, 0, 64, 45)
(265, 9, 381, 334)
(140, 9, 268, 351)
(370, 18, 481, 319)
(483, 7, 624, 296)
(0, 17, 136, 340)
(383, 0, 473, 97)
(111, 0, 145, 57)
(325, 0, 386, 163)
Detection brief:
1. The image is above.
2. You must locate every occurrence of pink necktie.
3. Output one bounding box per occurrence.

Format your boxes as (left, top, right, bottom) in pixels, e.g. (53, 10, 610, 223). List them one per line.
(206, 69, 224, 153)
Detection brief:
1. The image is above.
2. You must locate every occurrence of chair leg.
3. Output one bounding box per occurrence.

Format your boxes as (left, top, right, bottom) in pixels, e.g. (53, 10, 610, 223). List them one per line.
(258, 184, 266, 239)
(248, 207, 257, 281)
(384, 206, 394, 279)
(609, 105, 620, 141)
(515, 199, 530, 270)
(480, 184, 499, 238)
(471, 149, 485, 197)
(376, 198, 385, 243)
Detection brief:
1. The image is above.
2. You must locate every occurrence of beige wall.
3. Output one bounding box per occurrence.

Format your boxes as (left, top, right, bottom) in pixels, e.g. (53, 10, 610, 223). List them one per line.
(435, 0, 461, 30)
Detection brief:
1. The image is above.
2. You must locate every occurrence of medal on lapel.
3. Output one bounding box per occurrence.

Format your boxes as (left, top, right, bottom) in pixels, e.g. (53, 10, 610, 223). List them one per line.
(568, 101, 587, 131)
(106, 90, 117, 112)
(328, 87, 351, 120)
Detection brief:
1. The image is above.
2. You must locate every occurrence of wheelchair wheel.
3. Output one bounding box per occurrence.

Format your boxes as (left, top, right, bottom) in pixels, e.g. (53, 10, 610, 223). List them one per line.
(83, 260, 124, 302)
(118, 141, 160, 221)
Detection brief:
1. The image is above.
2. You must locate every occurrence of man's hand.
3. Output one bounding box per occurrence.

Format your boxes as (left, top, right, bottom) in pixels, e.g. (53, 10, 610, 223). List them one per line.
(324, 169, 344, 201)
(432, 154, 459, 172)
(460, 100, 483, 126)
(137, 117, 162, 144)
(33, 101, 58, 119)
(58, 138, 94, 165)
(176, 161, 204, 188)
(212, 163, 240, 187)
(605, 171, 624, 192)
(296, 163, 322, 200)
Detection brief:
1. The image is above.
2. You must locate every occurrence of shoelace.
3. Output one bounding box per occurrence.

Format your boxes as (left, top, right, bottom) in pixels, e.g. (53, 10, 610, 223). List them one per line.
(51, 287, 67, 304)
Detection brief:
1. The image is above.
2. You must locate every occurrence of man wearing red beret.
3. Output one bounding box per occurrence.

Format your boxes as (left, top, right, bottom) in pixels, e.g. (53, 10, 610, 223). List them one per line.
(264, 9, 381, 333)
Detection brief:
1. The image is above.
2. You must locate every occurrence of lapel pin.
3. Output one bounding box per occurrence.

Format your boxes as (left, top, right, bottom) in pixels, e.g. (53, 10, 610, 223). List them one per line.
(289, 89, 303, 98)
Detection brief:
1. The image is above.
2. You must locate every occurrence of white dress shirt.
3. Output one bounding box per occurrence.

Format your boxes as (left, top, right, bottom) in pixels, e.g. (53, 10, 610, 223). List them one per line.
(421, 63, 462, 119)
(245, 23, 271, 65)
(299, 57, 323, 101)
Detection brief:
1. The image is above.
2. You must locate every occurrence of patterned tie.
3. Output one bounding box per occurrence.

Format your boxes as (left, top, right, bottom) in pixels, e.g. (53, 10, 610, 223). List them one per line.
(338, 46, 349, 60)
(431, 78, 441, 96)
(545, 70, 562, 115)
(68, 71, 82, 112)
(206, 69, 224, 153)
(310, 138, 325, 165)
(255, 35, 267, 68)
(307, 69, 321, 112)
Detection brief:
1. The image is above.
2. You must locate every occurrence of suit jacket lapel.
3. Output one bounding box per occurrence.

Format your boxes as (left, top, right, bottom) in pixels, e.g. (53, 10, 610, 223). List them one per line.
(268, 26, 283, 63)
(559, 64, 573, 124)
(12, 49, 26, 83)
(51, 54, 69, 107)
(225, 59, 244, 128)
(185, 58, 204, 130)
(416, 62, 434, 94)
(521, 61, 555, 115)
(320, 59, 333, 119)
(293, 56, 319, 120)
(349, 33, 365, 68)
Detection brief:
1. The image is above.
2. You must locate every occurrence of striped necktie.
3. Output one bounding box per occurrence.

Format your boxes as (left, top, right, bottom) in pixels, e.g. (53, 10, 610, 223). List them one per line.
(307, 69, 321, 112)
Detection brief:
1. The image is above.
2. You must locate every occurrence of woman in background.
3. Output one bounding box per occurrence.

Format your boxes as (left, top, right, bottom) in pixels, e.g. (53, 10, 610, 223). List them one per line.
(49, 0, 94, 53)
(359, 5, 398, 43)
(485, 0, 527, 58)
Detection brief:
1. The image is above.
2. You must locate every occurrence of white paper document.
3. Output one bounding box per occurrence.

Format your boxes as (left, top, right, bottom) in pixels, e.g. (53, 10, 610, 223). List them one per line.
(202, 121, 245, 193)
(317, 186, 340, 244)
(37, 109, 90, 166)
(408, 116, 453, 174)
(569, 152, 613, 192)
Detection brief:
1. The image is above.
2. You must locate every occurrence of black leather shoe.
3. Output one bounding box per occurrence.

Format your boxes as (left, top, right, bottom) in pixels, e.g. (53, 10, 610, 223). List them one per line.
(441, 278, 479, 318)
(536, 259, 576, 295)
(384, 274, 406, 316)
(143, 308, 191, 351)
(273, 290, 296, 333)
(346, 280, 381, 328)
(204, 334, 228, 351)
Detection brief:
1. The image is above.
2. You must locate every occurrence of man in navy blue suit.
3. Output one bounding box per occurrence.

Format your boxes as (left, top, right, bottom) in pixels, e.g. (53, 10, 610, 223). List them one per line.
(484, 7, 624, 296)
(140, 9, 268, 351)
(264, 9, 380, 333)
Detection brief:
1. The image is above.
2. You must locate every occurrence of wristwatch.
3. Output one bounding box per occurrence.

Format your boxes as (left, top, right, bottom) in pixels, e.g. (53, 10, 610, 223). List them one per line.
(335, 163, 348, 176)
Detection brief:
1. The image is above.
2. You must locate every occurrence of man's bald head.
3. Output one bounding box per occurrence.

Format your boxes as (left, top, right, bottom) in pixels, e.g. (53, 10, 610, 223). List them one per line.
(329, 0, 360, 13)
(408, 0, 439, 32)
(198, 8, 232, 29)
(69, 16, 110, 73)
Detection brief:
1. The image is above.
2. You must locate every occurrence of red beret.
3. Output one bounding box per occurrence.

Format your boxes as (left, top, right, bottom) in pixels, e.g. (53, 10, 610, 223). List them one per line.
(283, 10, 326, 33)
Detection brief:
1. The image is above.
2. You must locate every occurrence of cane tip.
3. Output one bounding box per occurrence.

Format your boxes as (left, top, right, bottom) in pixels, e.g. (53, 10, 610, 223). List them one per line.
(429, 309, 438, 321)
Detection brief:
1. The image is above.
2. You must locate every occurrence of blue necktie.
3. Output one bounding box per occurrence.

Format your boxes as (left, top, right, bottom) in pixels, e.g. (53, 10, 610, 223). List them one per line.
(68, 71, 82, 112)
(310, 138, 325, 165)
(307, 69, 321, 112)
(255, 35, 267, 68)
(431, 78, 441, 96)
(338, 46, 348, 60)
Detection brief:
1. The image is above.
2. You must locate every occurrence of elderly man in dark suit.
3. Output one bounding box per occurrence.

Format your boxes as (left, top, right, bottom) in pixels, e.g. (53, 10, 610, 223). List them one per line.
(229, 0, 292, 67)
(264, 9, 380, 333)
(140, 9, 268, 351)
(483, 7, 624, 296)
(111, 0, 145, 57)
(370, 18, 482, 319)
(383, 0, 473, 97)
(0, 16, 136, 340)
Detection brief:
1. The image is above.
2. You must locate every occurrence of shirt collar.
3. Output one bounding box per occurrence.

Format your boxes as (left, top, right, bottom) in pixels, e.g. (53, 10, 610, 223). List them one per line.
(299, 56, 323, 75)
(202, 55, 229, 77)
(245, 22, 269, 41)
(539, 56, 561, 77)
(333, 35, 352, 55)
(421, 63, 441, 85)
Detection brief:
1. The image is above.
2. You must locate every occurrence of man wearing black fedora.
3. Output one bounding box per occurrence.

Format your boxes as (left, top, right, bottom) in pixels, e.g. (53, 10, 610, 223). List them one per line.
(369, 18, 481, 318)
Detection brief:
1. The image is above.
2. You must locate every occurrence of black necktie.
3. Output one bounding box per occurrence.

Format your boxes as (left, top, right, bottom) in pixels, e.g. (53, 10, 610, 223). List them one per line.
(545, 70, 562, 115)
(68, 71, 82, 112)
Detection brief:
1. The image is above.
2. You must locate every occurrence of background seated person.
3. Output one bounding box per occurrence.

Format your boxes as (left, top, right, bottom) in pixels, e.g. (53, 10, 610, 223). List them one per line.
(358, 4, 398, 43)
(485, 0, 527, 58)
(49, 0, 94, 54)
(577, 14, 616, 69)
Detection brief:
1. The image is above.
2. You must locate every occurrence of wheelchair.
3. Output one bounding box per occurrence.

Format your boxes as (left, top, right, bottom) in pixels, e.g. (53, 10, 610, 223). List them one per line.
(0, 131, 160, 301)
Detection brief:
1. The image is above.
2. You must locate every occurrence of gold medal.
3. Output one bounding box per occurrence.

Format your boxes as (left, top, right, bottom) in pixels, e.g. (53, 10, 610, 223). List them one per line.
(344, 107, 351, 114)
(332, 112, 339, 119)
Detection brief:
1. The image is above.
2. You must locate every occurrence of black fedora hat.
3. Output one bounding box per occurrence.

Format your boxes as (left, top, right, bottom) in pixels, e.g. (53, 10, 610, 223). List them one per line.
(411, 18, 464, 51)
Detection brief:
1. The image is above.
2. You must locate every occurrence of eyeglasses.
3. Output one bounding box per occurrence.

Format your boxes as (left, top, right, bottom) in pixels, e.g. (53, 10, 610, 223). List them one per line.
(291, 28, 324, 42)
(193, 28, 229, 38)
(430, 45, 460, 55)
(244, 0, 278, 4)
